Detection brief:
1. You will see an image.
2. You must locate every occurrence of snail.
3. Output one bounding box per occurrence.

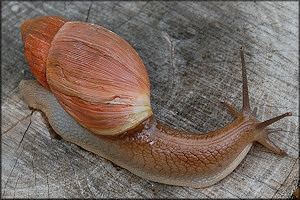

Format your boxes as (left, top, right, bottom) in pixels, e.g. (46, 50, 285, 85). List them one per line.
(19, 16, 292, 188)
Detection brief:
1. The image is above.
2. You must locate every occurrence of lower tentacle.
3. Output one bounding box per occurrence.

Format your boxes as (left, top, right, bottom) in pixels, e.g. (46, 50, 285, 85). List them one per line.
(256, 131, 286, 156)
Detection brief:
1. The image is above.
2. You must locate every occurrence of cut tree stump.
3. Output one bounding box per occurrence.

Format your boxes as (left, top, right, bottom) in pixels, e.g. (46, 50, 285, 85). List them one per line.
(2, 1, 298, 198)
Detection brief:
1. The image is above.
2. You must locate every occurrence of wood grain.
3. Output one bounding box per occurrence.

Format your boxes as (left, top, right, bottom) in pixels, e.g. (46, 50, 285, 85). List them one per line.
(2, 1, 298, 198)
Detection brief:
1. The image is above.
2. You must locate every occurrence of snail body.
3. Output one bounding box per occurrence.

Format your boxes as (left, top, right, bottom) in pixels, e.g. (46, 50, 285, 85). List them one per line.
(19, 16, 291, 188)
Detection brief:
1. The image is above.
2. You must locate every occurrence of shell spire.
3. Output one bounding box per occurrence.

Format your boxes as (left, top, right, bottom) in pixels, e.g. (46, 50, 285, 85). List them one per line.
(21, 16, 69, 90)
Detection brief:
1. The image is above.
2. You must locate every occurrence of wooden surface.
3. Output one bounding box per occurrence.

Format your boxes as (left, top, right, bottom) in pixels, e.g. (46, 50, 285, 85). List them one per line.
(1, 1, 298, 198)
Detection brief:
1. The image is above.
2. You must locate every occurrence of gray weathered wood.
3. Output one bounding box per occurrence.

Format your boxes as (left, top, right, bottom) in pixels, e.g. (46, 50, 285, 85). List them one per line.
(2, 1, 298, 198)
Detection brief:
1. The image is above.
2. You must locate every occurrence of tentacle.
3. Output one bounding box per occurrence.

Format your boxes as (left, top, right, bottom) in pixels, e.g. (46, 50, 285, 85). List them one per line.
(219, 47, 249, 118)
(240, 46, 251, 114)
(220, 102, 241, 117)
(256, 112, 292, 130)
(254, 113, 291, 155)
(256, 131, 286, 155)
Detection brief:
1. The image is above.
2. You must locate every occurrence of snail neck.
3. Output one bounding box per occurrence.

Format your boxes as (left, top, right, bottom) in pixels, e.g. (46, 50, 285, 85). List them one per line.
(99, 113, 255, 188)
(114, 114, 256, 149)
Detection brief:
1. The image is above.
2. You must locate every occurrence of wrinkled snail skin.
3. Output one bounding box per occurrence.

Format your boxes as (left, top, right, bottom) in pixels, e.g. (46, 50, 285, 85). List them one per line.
(19, 16, 292, 188)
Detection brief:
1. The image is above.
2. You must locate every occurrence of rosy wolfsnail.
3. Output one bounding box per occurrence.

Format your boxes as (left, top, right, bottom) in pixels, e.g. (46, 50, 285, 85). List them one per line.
(19, 16, 292, 188)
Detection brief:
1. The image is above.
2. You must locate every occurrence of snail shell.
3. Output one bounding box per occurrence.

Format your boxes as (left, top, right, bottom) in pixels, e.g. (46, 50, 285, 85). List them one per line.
(22, 16, 152, 135)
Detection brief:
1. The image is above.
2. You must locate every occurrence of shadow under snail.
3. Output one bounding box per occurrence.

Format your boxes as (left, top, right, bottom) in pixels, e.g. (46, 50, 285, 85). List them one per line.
(19, 16, 292, 188)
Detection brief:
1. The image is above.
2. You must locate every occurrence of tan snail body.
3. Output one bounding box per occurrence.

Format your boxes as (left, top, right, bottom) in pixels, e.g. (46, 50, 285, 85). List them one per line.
(19, 16, 291, 188)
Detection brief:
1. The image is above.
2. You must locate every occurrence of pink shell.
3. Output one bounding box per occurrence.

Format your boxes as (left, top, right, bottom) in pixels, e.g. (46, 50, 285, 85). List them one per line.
(23, 17, 153, 135)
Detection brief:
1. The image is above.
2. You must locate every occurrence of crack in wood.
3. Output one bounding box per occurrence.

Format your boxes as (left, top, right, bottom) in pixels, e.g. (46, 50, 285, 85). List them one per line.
(17, 110, 34, 151)
(4, 85, 19, 99)
(272, 161, 298, 198)
(46, 174, 50, 198)
(114, 2, 148, 31)
(2, 111, 33, 135)
(161, 31, 181, 118)
(85, 1, 93, 22)
(13, 174, 21, 198)
(3, 110, 33, 196)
